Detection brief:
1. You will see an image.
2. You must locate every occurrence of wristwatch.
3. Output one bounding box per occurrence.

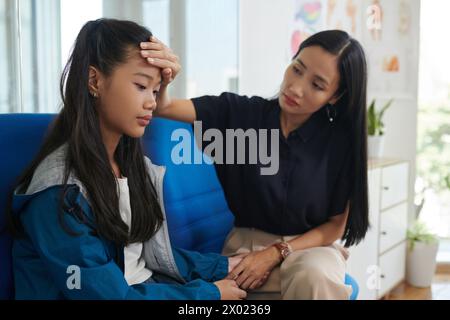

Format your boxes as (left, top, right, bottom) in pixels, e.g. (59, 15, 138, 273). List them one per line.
(273, 242, 293, 261)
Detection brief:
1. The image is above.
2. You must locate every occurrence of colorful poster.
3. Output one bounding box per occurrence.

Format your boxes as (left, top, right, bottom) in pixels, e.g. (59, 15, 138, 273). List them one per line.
(289, 0, 325, 57)
(288, 0, 364, 59)
(287, 0, 416, 99)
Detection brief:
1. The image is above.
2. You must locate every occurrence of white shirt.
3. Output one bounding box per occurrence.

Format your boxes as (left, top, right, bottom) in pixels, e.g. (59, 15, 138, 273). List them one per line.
(117, 177, 152, 285)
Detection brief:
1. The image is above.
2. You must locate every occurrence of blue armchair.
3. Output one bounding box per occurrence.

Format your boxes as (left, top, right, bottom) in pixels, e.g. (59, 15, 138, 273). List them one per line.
(0, 113, 358, 300)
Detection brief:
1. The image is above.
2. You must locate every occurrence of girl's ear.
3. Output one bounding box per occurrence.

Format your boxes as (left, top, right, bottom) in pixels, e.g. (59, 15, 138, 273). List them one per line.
(88, 66, 102, 94)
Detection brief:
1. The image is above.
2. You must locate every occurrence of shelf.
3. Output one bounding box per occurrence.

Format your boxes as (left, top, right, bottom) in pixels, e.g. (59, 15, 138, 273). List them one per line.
(369, 158, 407, 169)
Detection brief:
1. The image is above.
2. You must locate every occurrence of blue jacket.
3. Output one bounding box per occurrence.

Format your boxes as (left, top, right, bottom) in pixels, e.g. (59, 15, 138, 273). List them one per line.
(11, 145, 228, 300)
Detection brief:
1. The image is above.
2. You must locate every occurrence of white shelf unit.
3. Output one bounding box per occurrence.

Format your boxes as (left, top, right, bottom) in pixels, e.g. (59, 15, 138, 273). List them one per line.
(347, 159, 409, 300)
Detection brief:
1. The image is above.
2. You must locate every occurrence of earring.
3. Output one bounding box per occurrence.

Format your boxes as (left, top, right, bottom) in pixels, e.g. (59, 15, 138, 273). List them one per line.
(91, 91, 98, 98)
(326, 104, 337, 123)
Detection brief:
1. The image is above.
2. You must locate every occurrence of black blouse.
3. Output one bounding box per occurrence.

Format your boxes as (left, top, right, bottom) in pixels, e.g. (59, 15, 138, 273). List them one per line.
(191, 92, 352, 236)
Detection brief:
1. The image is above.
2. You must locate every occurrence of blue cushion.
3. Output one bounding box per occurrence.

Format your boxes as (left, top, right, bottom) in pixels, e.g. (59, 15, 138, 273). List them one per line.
(0, 113, 57, 299)
(0, 114, 358, 300)
(143, 118, 235, 253)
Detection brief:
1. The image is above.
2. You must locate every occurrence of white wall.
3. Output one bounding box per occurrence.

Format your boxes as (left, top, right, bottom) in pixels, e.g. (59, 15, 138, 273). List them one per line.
(239, 0, 421, 226)
(368, 0, 421, 226)
(239, 0, 294, 97)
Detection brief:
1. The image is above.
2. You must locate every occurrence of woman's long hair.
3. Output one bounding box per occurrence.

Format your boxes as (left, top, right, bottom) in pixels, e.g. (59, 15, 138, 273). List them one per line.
(294, 30, 369, 247)
(7, 18, 163, 246)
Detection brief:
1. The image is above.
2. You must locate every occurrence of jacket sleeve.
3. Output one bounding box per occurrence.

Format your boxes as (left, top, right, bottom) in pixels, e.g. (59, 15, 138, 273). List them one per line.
(19, 187, 220, 300)
(172, 246, 228, 282)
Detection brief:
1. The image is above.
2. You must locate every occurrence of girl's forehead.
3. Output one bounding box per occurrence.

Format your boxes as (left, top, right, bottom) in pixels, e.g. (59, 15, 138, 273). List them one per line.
(118, 53, 162, 82)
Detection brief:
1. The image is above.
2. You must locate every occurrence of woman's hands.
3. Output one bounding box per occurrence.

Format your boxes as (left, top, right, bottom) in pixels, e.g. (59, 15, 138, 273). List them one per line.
(140, 36, 180, 86)
(228, 253, 248, 273)
(139, 36, 197, 122)
(226, 247, 281, 290)
(140, 37, 181, 112)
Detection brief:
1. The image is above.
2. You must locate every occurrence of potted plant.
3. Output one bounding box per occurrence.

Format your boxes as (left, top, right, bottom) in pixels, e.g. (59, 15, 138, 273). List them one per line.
(406, 220, 439, 288)
(367, 98, 393, 158)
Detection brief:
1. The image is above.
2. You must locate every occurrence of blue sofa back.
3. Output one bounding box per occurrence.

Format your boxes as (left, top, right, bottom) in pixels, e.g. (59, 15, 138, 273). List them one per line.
(143, 118, 234, 252)
(0, 114, 234, 300)
(0, 114, 57, 299)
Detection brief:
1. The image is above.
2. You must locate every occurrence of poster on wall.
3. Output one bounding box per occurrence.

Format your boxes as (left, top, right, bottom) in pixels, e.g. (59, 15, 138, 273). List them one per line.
(289, 0, 325, 58)
(288, 0, 363, 58)
(325, 0, 363, 39)
(362, 0, 416, 99)
(288, 0, 416, 100)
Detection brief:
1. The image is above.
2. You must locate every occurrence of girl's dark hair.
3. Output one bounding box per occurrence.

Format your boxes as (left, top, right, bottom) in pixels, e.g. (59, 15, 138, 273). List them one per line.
(7, 18, 163, 245)
(294, 30, 369, 247)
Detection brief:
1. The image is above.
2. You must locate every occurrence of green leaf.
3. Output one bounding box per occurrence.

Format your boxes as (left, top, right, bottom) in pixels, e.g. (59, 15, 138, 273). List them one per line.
(445, 174, 450, 190)
(367, 99, 376, 135)
(379, 99, 394, 120)
(407, 220, 438, 251)
(367, 98, 394, 136)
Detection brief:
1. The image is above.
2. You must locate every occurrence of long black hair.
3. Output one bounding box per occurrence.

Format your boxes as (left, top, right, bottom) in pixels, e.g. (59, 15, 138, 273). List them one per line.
(294, 30, 369, 247)
(7, 18, 163, 246)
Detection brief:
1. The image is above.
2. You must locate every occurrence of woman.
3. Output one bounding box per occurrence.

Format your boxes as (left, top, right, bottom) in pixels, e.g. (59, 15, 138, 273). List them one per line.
(6, 18, 247, 300)
(141, 29, 369, 299)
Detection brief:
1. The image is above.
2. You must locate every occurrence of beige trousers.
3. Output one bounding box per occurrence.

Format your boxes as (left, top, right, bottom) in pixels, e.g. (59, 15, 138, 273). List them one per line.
(222, 227, 352, 300)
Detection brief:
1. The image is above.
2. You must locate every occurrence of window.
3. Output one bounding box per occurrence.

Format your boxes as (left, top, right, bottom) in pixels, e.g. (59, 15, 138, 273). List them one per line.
(21, 0, 61, 113)
(0, 0, 61, 114)
(142, 0, 170, 46)
(60, 0, 102, 67)
(0, 1, 19, 113)
(417, 0, 450, 261)
(185, 0, 239, 98)
(0, 0, 239, 113)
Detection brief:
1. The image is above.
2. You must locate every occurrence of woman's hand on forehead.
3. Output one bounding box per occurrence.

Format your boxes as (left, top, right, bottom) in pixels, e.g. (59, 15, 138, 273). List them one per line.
(140, 36, 181, 86)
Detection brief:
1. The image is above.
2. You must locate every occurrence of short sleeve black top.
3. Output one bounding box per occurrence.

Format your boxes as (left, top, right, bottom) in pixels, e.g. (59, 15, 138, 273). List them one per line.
(191, 92, 352, 236)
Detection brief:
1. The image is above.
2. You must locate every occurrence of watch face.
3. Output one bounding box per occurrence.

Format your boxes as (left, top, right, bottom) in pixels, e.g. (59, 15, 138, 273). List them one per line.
(274, 242, 291, 259)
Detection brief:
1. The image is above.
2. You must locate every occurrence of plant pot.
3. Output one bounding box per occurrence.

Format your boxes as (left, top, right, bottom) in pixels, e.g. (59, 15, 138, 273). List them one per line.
(368, 135, 385, 158)
(406, 241, 439, 288)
